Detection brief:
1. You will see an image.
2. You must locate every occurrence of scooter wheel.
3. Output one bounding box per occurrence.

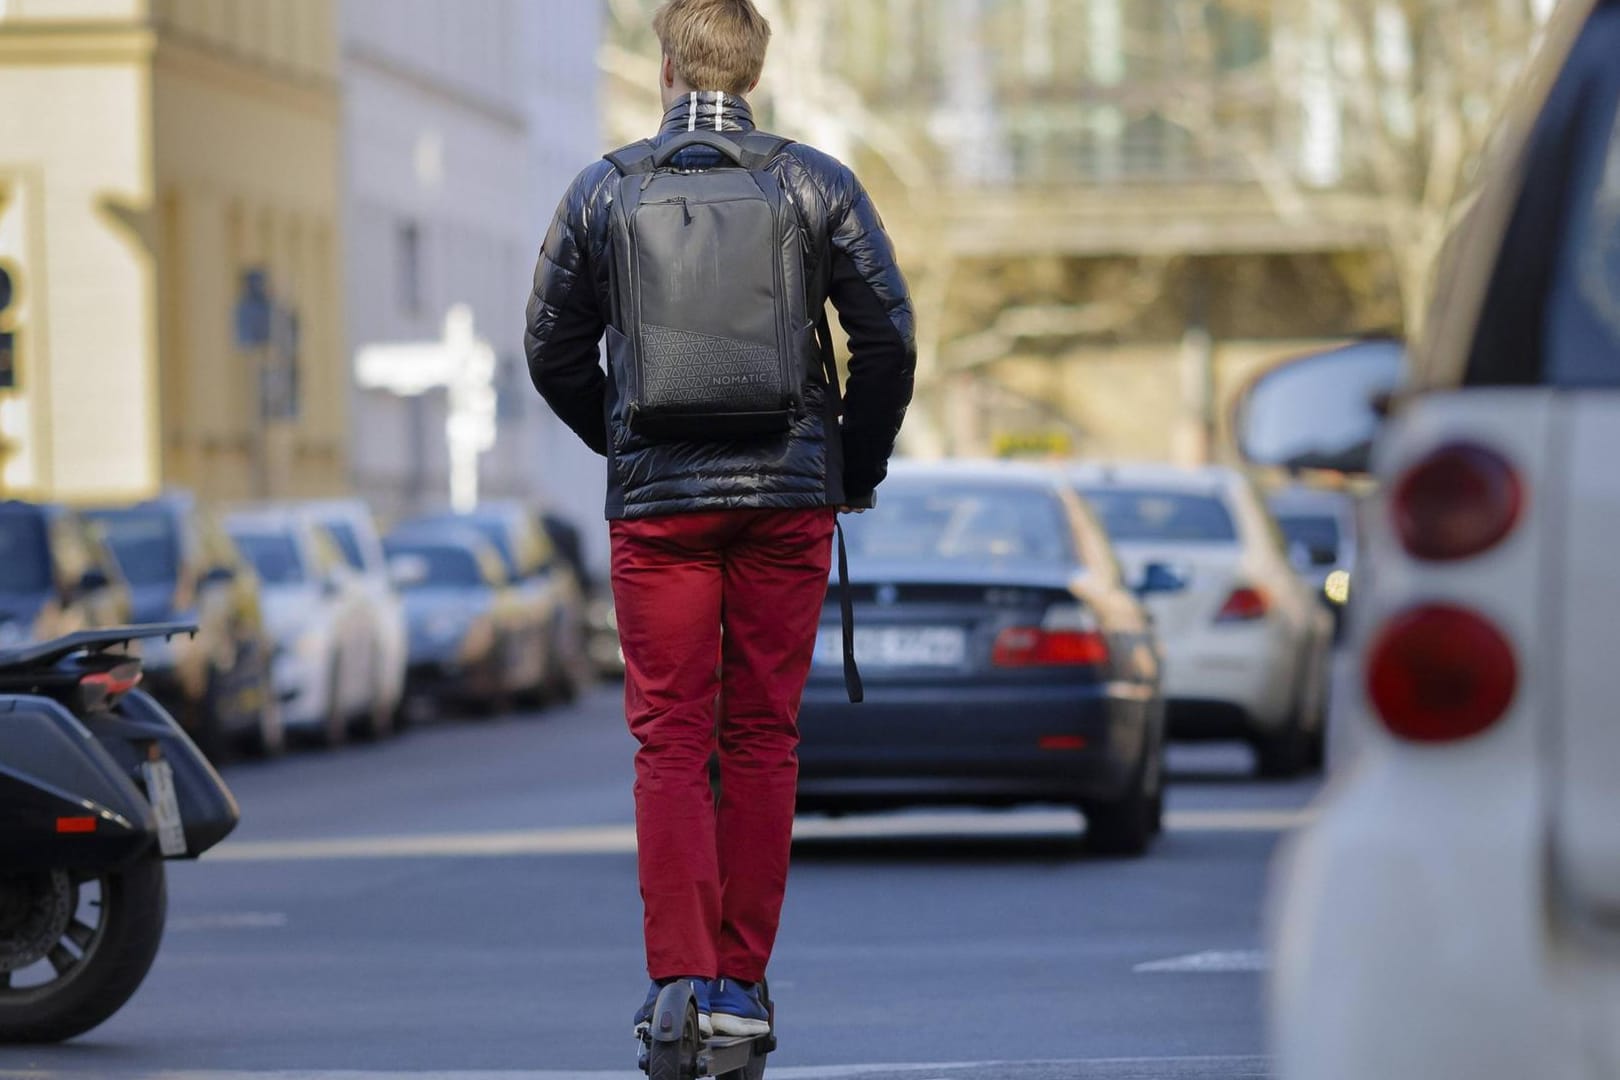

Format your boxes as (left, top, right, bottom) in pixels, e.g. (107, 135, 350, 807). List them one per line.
(645, 980, 701, 1080)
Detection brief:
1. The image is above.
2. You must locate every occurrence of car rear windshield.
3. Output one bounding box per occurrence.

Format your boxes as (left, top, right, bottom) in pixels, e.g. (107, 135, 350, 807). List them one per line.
(1274, 513, 1341, 564)
(0, 511, 52, 593)
(1080, 489, 1238, 543)
(88, 509, 180, 586)
(324, 521, 367, 571)
(386, 545, 485, 588)
(232, 531, 305, 585)
(840, 482, 1076, 566)
(1458, 14, 1620, 389)
(412, 516, 518, 578)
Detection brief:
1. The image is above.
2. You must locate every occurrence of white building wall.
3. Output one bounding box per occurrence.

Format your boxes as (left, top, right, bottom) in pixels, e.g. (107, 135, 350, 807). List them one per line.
(341, 0, 605, 572)
(0, 42, 158, 503)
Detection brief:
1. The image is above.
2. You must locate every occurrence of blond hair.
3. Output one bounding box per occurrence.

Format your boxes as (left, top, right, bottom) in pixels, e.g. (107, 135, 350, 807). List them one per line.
(652, 0, 771, 96)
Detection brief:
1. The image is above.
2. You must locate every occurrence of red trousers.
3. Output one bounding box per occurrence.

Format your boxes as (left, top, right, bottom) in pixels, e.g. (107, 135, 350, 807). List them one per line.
(610, 507, 835, 982)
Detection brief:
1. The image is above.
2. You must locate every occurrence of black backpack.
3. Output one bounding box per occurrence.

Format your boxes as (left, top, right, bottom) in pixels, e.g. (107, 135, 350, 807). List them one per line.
(603, 130, 815, 442)
(604, 129, 865, 705)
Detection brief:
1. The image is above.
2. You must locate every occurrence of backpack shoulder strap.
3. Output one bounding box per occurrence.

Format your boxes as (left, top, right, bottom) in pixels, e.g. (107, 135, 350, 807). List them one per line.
(604, 139, 658, 176)
(738, 132, 794, 170)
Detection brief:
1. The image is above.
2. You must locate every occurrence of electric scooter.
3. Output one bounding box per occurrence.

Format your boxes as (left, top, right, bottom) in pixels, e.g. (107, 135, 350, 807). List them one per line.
(0, 623, 239, 1043)
(638, 979, 775, 1080)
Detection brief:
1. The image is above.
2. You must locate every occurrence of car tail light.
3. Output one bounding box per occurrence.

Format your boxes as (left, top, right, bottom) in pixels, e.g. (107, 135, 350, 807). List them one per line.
(992, 627, 1109, 667)
(1216, 586, 1269, 623)
(1365, 604, 1517, 742)
(79, 663, 142, 712)
(1392, 442, 1522, 561)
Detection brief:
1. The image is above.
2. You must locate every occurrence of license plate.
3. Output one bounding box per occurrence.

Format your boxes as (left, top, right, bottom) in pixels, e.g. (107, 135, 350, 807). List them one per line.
(140, 759, 187, 857)
(815, 625, 967, 669)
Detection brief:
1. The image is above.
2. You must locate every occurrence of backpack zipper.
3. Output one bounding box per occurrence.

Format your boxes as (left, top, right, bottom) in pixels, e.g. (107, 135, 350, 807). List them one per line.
(641, 192, 694, 225)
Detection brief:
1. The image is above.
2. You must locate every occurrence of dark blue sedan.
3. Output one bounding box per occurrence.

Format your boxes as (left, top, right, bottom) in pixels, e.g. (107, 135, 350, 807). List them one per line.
(797, 462, 1167, 854)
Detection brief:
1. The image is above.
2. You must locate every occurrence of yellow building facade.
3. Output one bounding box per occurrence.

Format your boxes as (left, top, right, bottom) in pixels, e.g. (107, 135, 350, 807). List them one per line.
(0, 0, 345, 504)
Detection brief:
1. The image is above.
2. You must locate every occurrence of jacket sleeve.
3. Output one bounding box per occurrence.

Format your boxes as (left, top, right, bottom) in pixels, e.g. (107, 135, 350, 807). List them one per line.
(525, 167, 609, 457)
(824, 169, 917, 500)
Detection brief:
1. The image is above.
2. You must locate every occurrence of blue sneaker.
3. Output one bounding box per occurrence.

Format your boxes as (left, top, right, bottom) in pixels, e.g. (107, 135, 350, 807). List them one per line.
(634, 978, 712, 1039)
(708, 978, 770, 1037)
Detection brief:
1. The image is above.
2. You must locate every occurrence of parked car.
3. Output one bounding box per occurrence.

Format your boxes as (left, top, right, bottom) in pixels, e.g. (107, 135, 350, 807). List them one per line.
(300, 499, 409, 731)
(223, 507, 386, 746)
(584, 593, 625, 678)
(400, 503, 580, 704)
(796, 461, 1167, 855)
(536, 511, 607, 691)
(1267, 485, 1359, 638)
(384, 529, 528, 711)
(1245, 4, 1620, 1076)
(84, 495, 282, 758)
(0, 500, 129, 648)
(1068, 462, 1333, 777)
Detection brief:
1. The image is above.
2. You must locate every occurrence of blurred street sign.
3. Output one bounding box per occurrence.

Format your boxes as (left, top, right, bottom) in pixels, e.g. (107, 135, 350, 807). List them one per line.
(993, 431, 1073, 459)
(259, 362, 299, 423)
(261, 307, 301, 421)
(355, 304, 497, 512)
(0, 265, 15, 391)
(234, 269, 273, 350)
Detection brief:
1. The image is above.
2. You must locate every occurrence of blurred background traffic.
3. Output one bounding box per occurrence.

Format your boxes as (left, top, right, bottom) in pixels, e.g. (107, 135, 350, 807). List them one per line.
(0, 0, 1549, 770)
(2, 0, 1602, 1076)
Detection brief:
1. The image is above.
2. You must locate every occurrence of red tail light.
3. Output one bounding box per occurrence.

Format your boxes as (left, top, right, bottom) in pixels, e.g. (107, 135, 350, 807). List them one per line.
(79, 664, 142, 711)
(1365, 604, 1517, 742)
(992, 627, 1109, 667)
(1216, 586, 1269, 623)
(1393, 442, 1522, 562)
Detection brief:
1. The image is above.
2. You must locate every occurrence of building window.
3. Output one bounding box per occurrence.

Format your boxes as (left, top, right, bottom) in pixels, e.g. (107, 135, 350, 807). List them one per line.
(398, 222, 423, 316)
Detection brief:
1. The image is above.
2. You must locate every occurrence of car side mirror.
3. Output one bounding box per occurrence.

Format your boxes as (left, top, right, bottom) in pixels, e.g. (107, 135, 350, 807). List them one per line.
(1134, 562, 1186, 597)
(1232, 339, 1407, 476)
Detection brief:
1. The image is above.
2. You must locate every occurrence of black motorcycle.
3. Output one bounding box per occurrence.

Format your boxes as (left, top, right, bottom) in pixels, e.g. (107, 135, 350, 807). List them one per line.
(0, 624, 239, 1043)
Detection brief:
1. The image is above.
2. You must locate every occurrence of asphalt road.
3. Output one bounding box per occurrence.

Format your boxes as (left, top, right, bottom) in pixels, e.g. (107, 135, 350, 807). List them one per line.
(0, 686, 1319, 1080)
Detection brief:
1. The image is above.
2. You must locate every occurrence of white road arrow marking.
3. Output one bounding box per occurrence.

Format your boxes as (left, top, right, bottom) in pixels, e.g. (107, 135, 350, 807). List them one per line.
(1133, 950, 1270, 974)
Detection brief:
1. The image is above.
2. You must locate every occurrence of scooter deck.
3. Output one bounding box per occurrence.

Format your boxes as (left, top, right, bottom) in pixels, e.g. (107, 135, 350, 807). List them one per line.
(694, 1034, 766, 1076)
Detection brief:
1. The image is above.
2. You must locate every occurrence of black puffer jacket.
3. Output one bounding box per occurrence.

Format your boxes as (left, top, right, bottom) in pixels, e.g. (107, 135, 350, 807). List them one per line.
(525, 93, 916, 519)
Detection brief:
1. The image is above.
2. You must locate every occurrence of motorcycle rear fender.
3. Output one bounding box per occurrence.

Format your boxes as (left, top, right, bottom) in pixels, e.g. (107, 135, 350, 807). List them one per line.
(85, 689, 240, 859)
(0, 696, 158, 872)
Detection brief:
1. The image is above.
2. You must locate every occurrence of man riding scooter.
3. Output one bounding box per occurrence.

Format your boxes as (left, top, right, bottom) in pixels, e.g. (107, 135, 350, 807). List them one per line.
(524, 0, 915, 1053)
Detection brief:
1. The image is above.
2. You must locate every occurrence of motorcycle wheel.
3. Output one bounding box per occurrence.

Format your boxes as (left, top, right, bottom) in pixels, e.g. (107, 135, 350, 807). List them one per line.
(0, 855, 166, 1044)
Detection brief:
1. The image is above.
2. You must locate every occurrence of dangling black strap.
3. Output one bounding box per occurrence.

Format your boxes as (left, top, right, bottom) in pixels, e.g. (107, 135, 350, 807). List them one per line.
(834, 518, 863, 704)
(817, 313, 862, 704)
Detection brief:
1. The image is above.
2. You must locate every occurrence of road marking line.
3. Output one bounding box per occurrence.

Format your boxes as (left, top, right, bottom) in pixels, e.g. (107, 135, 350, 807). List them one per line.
(167, 911, 289, 931)
(1134, 949, 1271, 974)
(0, 1057, 1272, 1079)
(208, 809, 1312, 863)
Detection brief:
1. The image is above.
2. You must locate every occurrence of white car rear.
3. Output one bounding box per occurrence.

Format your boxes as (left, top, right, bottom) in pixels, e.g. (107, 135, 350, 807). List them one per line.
(1070, 463, 1332, 777)
(1251, 4, 1620, 1075)
(224, 508, 383, 746)
(299, 499, 408, 728)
